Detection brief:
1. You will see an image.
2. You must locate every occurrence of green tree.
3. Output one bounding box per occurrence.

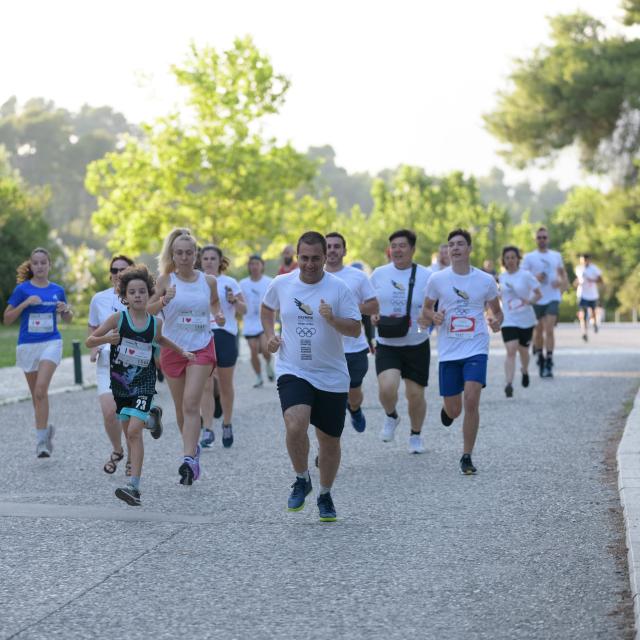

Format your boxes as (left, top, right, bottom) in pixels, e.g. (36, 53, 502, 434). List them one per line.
(87, 38, 332, 261)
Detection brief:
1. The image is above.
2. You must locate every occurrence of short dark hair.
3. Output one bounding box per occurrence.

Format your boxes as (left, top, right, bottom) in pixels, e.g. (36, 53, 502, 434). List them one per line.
(117, 265, 155, 304)
(326, 231, 347, 252)
(248, 254, 264, 264)
(297, 231, 327, 255)
(110, 254, 134, 270)
(501, 245, 521, 266)
(447, 228, 472, 246)
(580, 253, 591, 259)
(388, 229, 416, 247)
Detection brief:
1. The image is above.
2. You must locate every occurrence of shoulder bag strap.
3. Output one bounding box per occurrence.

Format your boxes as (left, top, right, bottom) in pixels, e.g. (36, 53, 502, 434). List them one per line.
(405, 263, 417, 317)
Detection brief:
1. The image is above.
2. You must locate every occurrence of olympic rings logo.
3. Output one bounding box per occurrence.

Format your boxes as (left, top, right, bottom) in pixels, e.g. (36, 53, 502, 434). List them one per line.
(296, 327, 316, 337)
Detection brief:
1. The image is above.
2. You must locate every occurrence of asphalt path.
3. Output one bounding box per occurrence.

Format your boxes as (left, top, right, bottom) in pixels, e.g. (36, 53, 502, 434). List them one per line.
(1, 325, 639, 639)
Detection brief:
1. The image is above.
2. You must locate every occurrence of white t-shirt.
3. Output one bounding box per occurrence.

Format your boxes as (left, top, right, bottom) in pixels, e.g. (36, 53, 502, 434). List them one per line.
(327, 265, 376, 353)
(425, 267, 499, 362)
(370, 263, 432, 347)
(239, 275, 272, 336)
(499, 269, 539, 329)
(211, 273, 242, 336)
(522, 249, 564, 304)
(262, 271, 361, 392)
(88, 288, 126, 364)
(575, 263, 602, 301)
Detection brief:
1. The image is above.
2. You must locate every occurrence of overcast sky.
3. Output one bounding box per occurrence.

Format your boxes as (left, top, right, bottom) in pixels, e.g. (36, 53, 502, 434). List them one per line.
(2, 0, 628, 188)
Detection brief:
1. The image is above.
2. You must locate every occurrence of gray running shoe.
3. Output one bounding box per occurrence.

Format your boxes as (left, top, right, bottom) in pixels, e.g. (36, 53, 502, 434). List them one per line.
(148, 406, 163, 439)
(36, 440, 50, 458)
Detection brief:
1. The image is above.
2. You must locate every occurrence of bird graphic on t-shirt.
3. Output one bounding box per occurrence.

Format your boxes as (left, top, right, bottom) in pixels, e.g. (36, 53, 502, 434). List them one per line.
(453, 287, 470, 300)
(293, 298, 313, 315)
(391, 280, 405, 291)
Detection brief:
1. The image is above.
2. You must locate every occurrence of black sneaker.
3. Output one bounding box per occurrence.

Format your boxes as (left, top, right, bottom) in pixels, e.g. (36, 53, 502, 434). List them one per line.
(505, 383, 513, 398)
(536, 351, 545, 377)
(542, 357, 554, 378)
(214, 394, 223, 419)
(521, 372, 530, 388)
(317, 492, 337, 522)
(222, 424, 234, 448)
(148, 406, 163, 439)
(115, 484, 141, 506)
(582, 333, 588, 342)
(441, 407, 453, 427)
(288, 476, 312, 511)
(460, 454, 477, 475)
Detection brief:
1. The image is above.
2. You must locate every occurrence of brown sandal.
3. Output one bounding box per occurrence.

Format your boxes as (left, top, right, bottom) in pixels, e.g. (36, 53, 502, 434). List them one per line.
(104, 450, 124, 474)
(125, 459, 132, 477)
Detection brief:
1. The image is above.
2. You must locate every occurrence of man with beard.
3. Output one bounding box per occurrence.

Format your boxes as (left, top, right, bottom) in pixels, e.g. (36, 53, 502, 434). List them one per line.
(278, 244, 298, 275)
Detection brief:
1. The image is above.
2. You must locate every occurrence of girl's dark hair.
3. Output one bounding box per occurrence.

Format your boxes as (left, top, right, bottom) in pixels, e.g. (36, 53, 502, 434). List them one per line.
(17, 247, 50, 283)
(201, 244, 230, 273)
(501, 245, 521, 267)
(117, 265, 155, 304)
(110, 254, 134, 269)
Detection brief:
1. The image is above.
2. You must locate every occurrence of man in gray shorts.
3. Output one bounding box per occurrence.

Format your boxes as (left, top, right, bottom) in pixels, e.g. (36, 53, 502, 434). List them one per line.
(522, 227, 568, 378)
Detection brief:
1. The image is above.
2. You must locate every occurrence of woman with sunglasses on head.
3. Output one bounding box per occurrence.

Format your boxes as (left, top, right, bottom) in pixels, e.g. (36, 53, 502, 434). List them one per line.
(199, 245, 246, 449)
(148, 229, 225, 485)
(4, 248, 73, 458)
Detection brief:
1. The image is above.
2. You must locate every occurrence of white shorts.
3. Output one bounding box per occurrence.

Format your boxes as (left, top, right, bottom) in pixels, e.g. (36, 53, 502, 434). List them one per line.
(16, 339, 63, 373)
(96, 352, 111, 395)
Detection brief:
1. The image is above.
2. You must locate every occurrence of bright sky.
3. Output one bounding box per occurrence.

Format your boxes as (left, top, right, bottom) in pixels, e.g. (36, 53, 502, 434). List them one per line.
(2, 0, 627, 188)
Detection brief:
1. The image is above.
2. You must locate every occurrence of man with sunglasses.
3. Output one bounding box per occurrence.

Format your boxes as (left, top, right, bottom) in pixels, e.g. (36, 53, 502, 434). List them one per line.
(522, 227, 568, 378)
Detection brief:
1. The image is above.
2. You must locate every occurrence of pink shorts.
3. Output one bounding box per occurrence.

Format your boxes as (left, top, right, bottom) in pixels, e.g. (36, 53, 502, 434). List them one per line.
(160, 338, 216, 379)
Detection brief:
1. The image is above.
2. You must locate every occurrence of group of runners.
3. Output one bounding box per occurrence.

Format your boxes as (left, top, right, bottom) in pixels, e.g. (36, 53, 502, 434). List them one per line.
(3, 224, 604, 520)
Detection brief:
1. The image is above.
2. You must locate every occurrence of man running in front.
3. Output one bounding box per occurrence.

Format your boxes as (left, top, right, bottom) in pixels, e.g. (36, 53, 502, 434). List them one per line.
(421, 228, 503, 475)
(261, 231, 361, 522)
(522, 227, 568, 377)
(325, 232, 379, 432)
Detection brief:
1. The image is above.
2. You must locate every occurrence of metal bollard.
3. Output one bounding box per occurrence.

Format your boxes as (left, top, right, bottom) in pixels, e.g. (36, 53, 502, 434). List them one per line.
(72, 340, 83, 385)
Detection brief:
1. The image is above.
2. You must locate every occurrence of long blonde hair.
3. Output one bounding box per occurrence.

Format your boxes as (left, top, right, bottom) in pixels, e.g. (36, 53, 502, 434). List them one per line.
(17, 247, 50, 283)
(158, 228, 197, 275)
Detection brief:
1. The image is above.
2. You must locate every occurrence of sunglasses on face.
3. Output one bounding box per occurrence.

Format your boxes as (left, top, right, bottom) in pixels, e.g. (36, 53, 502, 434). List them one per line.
(110, 267, 127, 275)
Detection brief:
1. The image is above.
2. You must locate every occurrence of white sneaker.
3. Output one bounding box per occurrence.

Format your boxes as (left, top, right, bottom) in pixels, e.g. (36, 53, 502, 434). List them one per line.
(380, 414, 400, 442)
(36, 440, 50, 458)
(408, 434, 425, 454)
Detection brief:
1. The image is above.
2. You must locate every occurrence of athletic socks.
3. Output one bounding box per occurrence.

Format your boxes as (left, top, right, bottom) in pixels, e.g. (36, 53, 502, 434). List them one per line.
(348, 405, 361, 415)
(297, 470, 311, 482)
(319, 485, 331, 495)
(410, 430, 421, 436)
(36, 428, 48, 444)
(129, 476, 140, 490)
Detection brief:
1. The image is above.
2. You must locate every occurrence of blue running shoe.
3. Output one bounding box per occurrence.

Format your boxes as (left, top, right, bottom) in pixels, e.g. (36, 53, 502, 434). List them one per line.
(317, 492, 337, 522)
(222, 424, 234, 448)
(288, 476, 312, 511)
(200, 428, 215, 448)
(350, 408, 366, 433)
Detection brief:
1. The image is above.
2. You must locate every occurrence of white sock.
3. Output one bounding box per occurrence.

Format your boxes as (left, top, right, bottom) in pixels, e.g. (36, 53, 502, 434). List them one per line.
(297, 470, 310, 482)
(319, 485, 331, 495)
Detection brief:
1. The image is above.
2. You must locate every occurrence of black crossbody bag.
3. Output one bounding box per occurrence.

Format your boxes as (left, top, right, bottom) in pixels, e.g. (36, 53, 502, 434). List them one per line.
(377, 263, 417, 338)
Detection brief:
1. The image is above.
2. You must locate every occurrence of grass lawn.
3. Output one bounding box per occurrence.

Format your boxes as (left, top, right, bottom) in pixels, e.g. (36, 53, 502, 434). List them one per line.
(0, 321, 89, 368)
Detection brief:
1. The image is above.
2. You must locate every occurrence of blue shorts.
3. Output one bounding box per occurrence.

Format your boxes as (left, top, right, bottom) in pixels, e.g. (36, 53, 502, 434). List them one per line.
(212, 329, 238, 368)
(579, 298, 598, 310)
(438, 354, 488, 397)
(345, 349, 369, 388)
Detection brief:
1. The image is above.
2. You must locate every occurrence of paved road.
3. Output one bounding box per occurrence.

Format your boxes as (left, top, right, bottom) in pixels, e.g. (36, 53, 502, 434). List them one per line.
(1, 325, 639, 639)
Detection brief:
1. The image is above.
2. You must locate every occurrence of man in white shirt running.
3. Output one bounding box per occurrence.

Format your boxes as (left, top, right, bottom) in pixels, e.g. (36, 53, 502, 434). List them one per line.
(522, 227, 568, 378)
(370, 229, 433, 454)
(261, 231, 361, 522)
(324, 232, 379, 433)
(574, 253, 603, 342)
(421, 228, 503, 475)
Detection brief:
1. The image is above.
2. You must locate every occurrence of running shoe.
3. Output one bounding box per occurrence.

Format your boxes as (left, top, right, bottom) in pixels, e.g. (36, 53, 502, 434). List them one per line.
(542, 357, 554, 378)
(178, 456, 200, 485)
(222, 424, 234, 448)
(380, 414, 400, 441)
(505, 383, 513, 398)
(214, 395, 223, 419)
(317, 492, 337, 522)
(440, 407, 454, 427)
(115, 484, 141, 506)
(582, 333, 588, 342)
(47, 425, 55, 453)
(148, 406, 163, 439)
(593, 323, 599, 334)
(408, 434, 425, 454)
(521, 372, 530, 388)
(537, 351, 545, 378)
(253, 376, 264, 388)
(36, 440, 50, 458)
(460, 453, 477, 475)
(266, 360, 275, 382)
(200, 428, 215, 448)
(350, 407, 366, 433)
(288, 476, 312, 511)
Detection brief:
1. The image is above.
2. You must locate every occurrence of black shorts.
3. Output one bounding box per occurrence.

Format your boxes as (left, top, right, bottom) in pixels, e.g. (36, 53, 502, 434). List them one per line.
(501, 326, 534, 348)
(244, 331, 264, 340)
(375, 340, 430, 387)
(579, 298, 598, 310)
(212, 329, 238, 368)
(114, 394, 154, 423)
(345, 349, 369, 388)
(277, 374, 347, 438)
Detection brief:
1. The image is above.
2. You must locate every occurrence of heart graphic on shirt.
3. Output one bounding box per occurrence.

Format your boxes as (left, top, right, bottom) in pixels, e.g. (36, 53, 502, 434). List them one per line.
(128, 349, 136, 354)
(35, 321, 40, 325)
(185, 318, 192, 323)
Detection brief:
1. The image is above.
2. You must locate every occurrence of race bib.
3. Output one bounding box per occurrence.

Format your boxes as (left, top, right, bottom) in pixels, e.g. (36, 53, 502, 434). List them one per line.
(28, 313, 54, 333)
(117, 338, 152, 367)
(449, 315, 476, 339)
(178, 311, 208, 330)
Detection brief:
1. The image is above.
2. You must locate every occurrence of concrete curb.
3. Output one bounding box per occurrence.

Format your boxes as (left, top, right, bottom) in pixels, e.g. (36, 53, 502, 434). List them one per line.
(618, 388, 640, 640)
(0, 383, 97, 407)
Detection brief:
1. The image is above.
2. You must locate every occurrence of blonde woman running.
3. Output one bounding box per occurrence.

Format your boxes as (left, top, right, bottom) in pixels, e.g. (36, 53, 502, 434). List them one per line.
(148, 229, 225, 485)
(3, 248, 73, 457)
